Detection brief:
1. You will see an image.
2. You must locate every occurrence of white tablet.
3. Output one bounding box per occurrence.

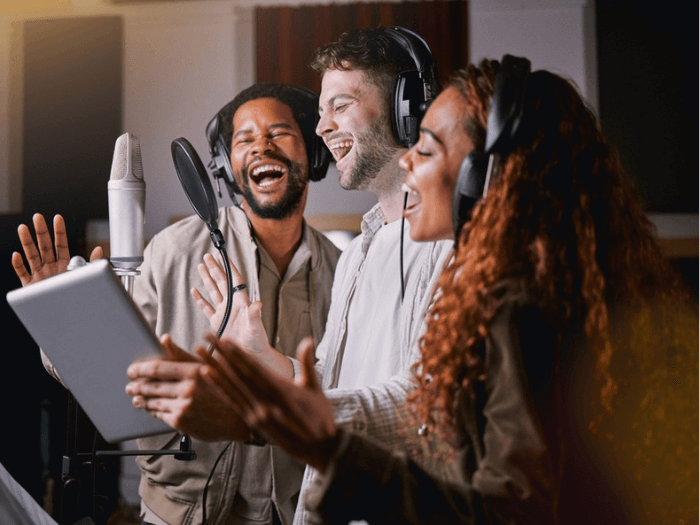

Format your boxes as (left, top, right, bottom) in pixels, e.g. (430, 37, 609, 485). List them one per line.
(7, 259, 171, 443)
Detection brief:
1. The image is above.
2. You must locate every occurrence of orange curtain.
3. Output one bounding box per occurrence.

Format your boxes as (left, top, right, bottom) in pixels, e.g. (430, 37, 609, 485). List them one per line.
(255, 1, 469, 93)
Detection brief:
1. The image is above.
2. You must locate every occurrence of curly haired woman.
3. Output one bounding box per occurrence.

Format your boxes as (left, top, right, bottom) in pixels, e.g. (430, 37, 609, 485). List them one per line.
(150, 58, 699, 524)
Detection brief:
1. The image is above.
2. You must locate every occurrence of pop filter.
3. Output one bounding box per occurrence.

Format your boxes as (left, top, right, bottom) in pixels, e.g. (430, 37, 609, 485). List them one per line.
(170, 136, 233, 347)
(171, 137, 219, 232)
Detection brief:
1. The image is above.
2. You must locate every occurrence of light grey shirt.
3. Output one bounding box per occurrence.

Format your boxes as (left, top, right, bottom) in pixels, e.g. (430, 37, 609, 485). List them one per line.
(292, 203, 453, 525)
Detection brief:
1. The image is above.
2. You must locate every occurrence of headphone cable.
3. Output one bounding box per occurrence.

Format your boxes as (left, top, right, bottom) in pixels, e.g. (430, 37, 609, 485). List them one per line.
(201, 441, 232, 524)
(400, 191, 408, 301)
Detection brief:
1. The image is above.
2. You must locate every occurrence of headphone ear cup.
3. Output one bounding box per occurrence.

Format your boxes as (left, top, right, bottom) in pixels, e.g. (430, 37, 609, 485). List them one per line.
(309, 135, 331, 182)
(392, 70, 425, 147)
(452, 150, 489, 237)
(216, 135, 239, 193)
(205, 113, 239, 194)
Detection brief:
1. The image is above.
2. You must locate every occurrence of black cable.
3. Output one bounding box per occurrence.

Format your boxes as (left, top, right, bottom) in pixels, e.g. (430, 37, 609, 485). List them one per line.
(400, 191, 408, 301)
(201, 233, 234, 523)
(201, 441, 232, 525)
(215, 243, 234, 339)
(206, 233, 234, 353)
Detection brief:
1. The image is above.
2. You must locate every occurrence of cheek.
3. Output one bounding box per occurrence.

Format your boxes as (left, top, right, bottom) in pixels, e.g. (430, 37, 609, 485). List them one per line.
(230, 151, 245, 171)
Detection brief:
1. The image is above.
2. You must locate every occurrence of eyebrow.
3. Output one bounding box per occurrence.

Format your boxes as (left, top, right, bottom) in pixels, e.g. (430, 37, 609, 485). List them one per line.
(233, 123, 295, 139)
(420, 127, 444, 145)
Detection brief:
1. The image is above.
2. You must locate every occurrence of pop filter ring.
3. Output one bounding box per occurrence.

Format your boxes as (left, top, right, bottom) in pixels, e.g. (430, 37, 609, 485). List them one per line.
(171, 138, 234, 345)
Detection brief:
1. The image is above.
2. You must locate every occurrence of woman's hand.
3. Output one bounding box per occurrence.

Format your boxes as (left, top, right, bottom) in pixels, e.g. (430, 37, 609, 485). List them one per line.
(199, 335, 340, 472)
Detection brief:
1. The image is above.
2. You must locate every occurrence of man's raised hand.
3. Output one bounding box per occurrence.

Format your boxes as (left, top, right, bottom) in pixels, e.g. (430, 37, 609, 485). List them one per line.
(11, 213, 103, 287)
(191, 253, 270, 355)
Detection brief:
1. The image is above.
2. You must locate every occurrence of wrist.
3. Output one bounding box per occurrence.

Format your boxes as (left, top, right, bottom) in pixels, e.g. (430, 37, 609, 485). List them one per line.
(314, 428, 343, 474)
(244, 427, 267, 446)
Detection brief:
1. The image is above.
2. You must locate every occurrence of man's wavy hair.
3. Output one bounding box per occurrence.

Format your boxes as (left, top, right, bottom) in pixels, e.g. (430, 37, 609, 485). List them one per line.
(411, 60, 698, 521)
(310, 27, 418, 102)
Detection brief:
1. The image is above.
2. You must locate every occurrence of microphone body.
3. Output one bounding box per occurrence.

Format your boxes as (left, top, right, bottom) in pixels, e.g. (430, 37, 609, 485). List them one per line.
(108, 133, 145, 275)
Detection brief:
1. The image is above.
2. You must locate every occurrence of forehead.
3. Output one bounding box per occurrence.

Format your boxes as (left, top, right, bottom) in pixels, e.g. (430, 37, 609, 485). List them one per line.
(232, 97, 297, 130)
(319, 68, 379, 103)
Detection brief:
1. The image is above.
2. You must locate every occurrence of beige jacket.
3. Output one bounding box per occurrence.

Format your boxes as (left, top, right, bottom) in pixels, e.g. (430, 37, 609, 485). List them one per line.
(133, 206, 340, 525)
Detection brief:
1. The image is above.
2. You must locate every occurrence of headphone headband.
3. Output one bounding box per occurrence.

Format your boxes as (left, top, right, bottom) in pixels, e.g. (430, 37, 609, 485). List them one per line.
(452, 55, 531, 238)
(385, 27, 440, 148)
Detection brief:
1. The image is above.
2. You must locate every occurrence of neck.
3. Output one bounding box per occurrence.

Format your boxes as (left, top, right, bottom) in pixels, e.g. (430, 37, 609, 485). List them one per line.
(241, 200, 305, 277)
(372, 149, 412, 223)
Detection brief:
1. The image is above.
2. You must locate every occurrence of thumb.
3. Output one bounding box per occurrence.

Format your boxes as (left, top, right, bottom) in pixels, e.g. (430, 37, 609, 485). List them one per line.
(89, 245, 104, 262)
(296, 337, 319, 391)
(247, 301, 263, 325)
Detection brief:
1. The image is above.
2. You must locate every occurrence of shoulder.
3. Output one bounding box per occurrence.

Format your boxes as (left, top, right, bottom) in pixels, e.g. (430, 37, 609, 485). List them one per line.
(335, 232, 364, 268)
(488, 279, 542, 331)
(146, 214, 209, 255)
(485, 280, 558, 383)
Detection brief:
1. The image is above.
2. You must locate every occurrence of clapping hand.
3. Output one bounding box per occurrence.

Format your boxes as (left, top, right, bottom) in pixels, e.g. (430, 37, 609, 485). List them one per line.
(126, 334, 251, 442)
(197, 335, 340, 473)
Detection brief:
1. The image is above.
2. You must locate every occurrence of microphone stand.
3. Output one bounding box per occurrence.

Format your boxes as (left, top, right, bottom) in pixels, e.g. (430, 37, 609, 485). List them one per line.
(111, 268, 136, 297)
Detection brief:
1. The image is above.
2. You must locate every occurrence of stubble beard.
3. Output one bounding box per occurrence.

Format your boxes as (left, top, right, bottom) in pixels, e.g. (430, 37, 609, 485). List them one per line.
(339, 113, 400, 191)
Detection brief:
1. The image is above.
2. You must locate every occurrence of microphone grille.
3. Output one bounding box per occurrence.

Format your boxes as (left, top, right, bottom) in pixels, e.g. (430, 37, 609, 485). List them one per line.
(131, 136, 144, 181)
(110, 132, 143, 181)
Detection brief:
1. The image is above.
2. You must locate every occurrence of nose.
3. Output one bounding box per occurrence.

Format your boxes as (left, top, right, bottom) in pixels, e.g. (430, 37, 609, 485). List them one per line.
(251, 136, 274, 156)
(398, 147, 413, 173)
(316, 111, 336, 138)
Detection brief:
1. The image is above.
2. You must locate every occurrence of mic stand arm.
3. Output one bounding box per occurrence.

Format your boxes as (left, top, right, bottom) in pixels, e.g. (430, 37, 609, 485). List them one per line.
(80, 435, 197, 461)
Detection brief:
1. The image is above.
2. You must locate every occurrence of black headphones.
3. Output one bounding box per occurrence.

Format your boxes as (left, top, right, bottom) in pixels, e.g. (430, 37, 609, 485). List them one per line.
(205, 85, 331, 197)
(385, 27, 440, 149)
(452, 55, 531, 238)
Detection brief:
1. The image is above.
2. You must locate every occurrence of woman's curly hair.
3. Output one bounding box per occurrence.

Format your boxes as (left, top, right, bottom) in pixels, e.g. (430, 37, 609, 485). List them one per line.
(410, 60, 698, 521)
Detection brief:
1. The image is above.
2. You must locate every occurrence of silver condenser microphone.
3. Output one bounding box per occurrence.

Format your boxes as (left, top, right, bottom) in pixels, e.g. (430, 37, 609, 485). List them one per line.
(108, 133, 145, 293)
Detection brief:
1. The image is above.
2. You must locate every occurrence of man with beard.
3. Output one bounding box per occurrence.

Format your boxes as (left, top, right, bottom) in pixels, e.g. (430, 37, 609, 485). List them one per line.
(12, 83, 340, 525)
(287, 27, 455, 525)
(126, 28, 455, 525)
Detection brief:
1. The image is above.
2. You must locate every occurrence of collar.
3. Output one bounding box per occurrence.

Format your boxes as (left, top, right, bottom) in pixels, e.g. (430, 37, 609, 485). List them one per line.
(359, 203, 386, 255)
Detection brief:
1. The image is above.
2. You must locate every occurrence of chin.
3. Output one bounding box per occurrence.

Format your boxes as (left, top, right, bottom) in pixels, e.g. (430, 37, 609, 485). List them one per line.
(408, 219, 452, 243)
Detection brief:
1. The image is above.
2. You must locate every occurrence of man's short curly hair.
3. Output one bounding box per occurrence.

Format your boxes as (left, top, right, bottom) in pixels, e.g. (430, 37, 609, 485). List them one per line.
(215, 83, 319, 165)
(310, 27, 419, 101)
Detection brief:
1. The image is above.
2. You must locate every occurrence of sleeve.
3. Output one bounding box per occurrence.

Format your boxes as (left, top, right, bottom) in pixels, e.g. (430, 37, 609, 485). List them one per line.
(321, 240, 453, 452)
(304, 300, 560, 525)
(323, 374, 415, 450)
(39, 348, 67, 387)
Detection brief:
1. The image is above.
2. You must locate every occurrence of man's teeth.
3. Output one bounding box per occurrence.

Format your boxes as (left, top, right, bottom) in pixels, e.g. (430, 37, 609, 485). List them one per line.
(330, 140, 353, 160)
(251, 164, 285, 177)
